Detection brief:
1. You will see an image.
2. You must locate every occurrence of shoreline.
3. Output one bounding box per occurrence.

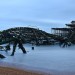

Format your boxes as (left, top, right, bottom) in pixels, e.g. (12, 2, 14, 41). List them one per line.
(0, 66, 45, 75)
(0, 61, 51, 75)
(0, 59, 75, 75)
(0, 61, 75, 75)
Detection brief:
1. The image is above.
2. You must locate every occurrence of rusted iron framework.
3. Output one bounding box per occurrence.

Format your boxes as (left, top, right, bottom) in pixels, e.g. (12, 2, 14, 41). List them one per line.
(0, 27, 55, 45)
(52, 21, 75, 44)
(0, 21, 75, 46)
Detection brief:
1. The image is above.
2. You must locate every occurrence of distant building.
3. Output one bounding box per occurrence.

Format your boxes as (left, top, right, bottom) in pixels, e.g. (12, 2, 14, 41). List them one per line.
(52, 21, 75, 37)
(66, 21, 75, 28)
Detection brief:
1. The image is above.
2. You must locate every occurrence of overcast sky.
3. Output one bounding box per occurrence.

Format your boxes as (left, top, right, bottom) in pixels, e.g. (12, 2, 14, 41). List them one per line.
(0, 0, 75, 31)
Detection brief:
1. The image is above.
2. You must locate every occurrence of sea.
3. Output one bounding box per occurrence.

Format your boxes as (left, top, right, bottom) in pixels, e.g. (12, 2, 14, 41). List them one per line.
(0, 44, 75, 75)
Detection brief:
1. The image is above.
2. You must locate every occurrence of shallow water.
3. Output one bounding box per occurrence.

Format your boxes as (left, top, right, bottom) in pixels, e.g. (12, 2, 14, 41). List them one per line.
(0, 44, 75, 75)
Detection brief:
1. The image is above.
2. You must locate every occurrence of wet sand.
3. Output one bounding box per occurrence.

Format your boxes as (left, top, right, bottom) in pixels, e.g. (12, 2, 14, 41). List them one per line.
(0, 66, 48, 75)
(0, 61, 51, 75)
(0, 63, 75, 75)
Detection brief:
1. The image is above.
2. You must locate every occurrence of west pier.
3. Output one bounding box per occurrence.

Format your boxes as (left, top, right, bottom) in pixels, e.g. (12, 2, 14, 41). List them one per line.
(0, 21, 75, 46)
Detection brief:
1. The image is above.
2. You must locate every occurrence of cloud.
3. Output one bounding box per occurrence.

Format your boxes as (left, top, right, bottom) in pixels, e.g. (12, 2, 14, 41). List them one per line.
(0, 0, 75, 31)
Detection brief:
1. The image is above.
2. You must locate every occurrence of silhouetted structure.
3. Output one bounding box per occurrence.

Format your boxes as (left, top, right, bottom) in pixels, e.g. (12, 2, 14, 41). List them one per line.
(5, 43, 11, 52)
(0, 21, 75, 50)
(52, 21, 75, 46)
(0, 27, 54, 45)
(11, 35, 26, 56)
(0, 54, 5, 59)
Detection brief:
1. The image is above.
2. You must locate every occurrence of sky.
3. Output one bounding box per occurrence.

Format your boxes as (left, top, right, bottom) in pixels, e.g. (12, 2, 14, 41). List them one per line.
(0, 0, 75, 32)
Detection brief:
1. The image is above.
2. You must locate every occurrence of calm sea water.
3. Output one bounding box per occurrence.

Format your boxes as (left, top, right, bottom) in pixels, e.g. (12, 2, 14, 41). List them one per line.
(0, 44, 75, 75)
